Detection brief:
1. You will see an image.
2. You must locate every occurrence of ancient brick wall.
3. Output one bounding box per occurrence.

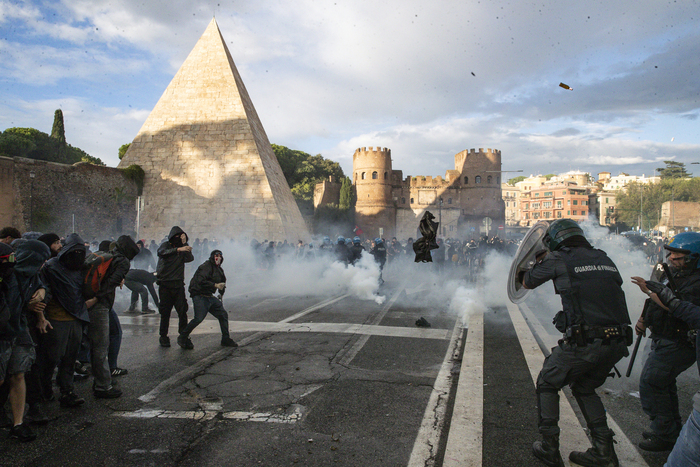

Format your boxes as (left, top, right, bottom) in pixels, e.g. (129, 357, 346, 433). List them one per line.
(0, 156, 138, 241)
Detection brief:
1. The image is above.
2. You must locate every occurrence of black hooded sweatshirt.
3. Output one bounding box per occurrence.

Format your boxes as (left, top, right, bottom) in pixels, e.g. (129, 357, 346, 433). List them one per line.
(157, 226, 194, 287)
(94, 235, 139, 308)
(15, 240, 51, 330)
(40, 233, 90, 323)
(189, 250, 226, 298)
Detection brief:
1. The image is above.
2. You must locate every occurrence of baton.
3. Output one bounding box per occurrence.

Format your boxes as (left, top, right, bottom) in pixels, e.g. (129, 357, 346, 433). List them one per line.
(626, 334, 643, 377)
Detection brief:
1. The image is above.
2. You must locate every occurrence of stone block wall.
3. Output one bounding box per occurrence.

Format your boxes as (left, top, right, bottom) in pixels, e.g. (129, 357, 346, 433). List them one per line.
(0, 156, 138, 241)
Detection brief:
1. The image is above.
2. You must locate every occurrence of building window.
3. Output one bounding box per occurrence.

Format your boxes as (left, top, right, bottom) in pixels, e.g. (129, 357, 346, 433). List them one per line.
(545, 212, 551, 218)
(605, 197, 609, 203)
(401, 197, 405, 204)
(361, 172, 366, 180)
(475, 176, 481, 184)
(567, 210, 570, 215)
(372, 171, 378, 179)
(573, 200, 578, 205)
(582, 211, 586, 216)
(464, 176, 469, 184)
(497, 176, 500, 184)
(384, 172, 388, 179)
(487, 175, 492, 184)
(557, 211, 562, 218)
(448, 198, 452, 204)
(449, 225, 454, 232)
(563, 190, 567, 195)
(557, 201, 562, 208)
(410, 198, 414, 204)
(567, 200, 571, 206)
(573, 210, 577, 215)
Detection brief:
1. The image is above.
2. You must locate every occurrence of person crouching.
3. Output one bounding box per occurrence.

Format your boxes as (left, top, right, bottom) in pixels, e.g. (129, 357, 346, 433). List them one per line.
(177, 250, 237, 350)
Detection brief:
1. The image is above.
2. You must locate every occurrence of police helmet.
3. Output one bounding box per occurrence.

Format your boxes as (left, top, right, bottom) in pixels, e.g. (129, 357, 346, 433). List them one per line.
(345, 238, 352, 245)
(323, 236, 330, 244)
(664, 232, 700, 269)
(337, 236, 345, 244)
(542, 219, 584, 251)
(375, 238, 383, 244)
(353, 236, 361, 245)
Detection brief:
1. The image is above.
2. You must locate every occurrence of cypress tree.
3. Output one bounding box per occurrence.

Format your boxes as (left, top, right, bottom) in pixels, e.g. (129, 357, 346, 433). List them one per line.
(50, 109, 66, 144)
(339, 176, 354, 210)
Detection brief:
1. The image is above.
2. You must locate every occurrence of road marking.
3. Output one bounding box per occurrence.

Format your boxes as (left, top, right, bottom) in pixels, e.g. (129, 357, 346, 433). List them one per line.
(120, 317, 450, 340)
(336, 282, 406, 366)
(443, 311, 483, 467)
(115, 405, 303, 424)
(513, 302, 649, 467)
(278, 294, 350, 323)
(407, 319, 464, 467)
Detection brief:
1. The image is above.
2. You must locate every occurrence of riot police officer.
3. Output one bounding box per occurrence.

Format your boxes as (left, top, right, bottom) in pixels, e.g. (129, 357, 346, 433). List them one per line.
(521, 219, 632, 467)
(631, 231, 700, 451)
(348, 237, 365, 265)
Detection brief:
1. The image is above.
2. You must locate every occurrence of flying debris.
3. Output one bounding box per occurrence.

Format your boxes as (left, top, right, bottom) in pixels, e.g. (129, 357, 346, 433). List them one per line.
(559, 82, 573, 90)
(671, 137, 675, 142)
(471, 72, 476, 76)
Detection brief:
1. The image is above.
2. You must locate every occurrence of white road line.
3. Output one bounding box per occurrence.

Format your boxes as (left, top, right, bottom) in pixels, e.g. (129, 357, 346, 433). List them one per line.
(442, 311, 483, 467)
(279, 294, 350, 323)
(336, 285, 406, 366)
(407, 319, 464, 467)
(115, 406, 303, 424)
(120, 317, 450, 340)
(514, 302, 649, 467)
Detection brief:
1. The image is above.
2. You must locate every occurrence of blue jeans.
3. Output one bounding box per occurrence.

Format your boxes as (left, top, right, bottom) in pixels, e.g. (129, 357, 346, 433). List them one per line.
(640, 337, 697, 441)
(665, 409, 700, 466)
(181, 295, 229, 338)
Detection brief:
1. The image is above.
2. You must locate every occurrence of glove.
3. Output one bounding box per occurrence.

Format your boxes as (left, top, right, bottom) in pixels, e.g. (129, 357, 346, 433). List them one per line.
(215, 283, 226, 291)
(645, 281, 679, 308)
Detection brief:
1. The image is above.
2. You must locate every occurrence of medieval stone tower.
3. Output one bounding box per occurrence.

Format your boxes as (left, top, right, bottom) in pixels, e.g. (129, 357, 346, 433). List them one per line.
(118, 18, 310, 242)
(353, 147, 396, 238)
(352, 147, 505, 239)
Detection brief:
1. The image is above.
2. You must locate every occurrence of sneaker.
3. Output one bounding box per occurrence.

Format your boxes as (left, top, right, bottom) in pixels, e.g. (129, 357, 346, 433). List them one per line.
(111, 367, 128, 377)
(141, 308, 157, 314)
(25, 404, 50, 424)
(94, 387, 122, 399)
(59, 392, 85, 408)
(177, 335, 194, 350)
(159, 335, 171, 347)
(8, 423, 36, 442)
(221, 337, 238, 347)
(124, 306, 138, 313)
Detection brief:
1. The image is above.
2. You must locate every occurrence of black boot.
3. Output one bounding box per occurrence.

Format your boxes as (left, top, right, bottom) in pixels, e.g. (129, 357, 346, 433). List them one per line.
(533, 435, 564, 467)
(569, 427, 619, 467)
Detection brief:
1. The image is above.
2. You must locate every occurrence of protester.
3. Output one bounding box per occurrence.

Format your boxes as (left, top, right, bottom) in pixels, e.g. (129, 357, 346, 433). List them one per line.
(156, 227, 194, 347)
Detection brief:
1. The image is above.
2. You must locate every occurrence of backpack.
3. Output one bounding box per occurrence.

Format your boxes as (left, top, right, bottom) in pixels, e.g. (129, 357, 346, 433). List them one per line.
(83, 252, 114, 298)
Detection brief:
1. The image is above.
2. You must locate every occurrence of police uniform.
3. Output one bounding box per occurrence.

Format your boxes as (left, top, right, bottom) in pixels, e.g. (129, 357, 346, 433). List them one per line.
(639, 260, 700, 448)
(523, 221, 631, 467)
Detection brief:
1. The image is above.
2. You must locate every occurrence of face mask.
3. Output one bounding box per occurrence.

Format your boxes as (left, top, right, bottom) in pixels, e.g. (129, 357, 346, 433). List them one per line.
(214, 255, 222, 266)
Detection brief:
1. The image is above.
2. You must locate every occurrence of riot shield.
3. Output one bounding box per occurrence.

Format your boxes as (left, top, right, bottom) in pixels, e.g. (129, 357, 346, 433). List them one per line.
(507, 221, 550, 304)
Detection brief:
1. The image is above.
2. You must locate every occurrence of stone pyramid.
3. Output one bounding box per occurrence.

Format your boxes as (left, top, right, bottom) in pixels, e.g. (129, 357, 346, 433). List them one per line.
(119, 18, 310, 243)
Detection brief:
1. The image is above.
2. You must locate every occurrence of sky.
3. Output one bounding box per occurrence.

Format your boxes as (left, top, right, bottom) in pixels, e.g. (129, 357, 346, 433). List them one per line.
(1, 0, 699, 182)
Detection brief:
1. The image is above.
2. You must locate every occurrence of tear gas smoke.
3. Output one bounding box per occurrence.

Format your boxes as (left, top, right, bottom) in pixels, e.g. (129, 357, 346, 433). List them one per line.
(213, 240, 386, 304)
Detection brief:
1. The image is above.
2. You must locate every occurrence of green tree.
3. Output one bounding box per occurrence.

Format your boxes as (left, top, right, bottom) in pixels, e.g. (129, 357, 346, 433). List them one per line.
(339, 176, 355, 210)
(50, 109, 66, 144)
(0, 126, 103, 165)
(656, 160, 691, 179)
(507, 175, 526, 185)
(272, 144, 344, 201)
(613, 178, 700, 229)
(119, 143, 131, 160)
(543, 174, 556, 180)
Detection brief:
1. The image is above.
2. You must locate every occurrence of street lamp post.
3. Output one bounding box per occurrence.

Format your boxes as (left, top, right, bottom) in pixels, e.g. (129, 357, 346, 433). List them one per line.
(29, 170, 35, 231)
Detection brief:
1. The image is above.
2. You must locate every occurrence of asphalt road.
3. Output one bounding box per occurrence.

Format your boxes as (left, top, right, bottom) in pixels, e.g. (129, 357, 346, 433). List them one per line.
(1, 259, 696, 466)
